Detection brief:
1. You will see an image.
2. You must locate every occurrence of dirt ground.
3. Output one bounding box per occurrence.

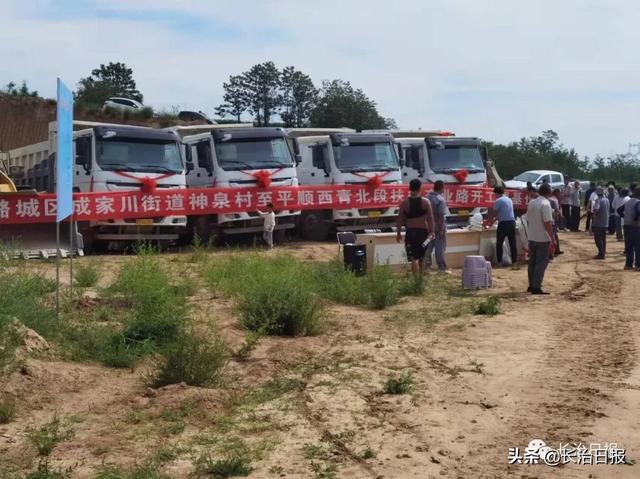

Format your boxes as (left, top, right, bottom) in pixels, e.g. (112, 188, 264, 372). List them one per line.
(1, 232, 639, 479)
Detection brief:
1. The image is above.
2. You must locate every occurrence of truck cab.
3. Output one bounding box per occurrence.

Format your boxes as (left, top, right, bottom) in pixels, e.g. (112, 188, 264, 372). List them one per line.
(178, 126, 300, 240)
(394, 132, 491, 226)
(8, 121, 188, 252)
(291, 130, 402, 240)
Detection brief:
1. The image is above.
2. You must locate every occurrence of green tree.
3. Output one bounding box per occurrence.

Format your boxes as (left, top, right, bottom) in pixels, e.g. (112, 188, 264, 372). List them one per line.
(280, 66, 318, 127)
(310, 80, 393, 131)
(75, 62, 143, 107)
(3, 80, 38, 97)
(242, 61, 282, 126)
(214, 74, 248, 123)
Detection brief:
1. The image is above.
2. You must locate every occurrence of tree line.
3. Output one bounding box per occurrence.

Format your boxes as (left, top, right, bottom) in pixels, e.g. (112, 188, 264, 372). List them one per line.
(484, 130, 640, 185)
(214, 61, 395, 130)
(3, 62, 639, 183)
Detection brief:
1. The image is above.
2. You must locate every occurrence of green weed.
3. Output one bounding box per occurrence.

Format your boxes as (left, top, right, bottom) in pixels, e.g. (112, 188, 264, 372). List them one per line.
(474, 296, 501, 316)
(383, 371, 415, 395)
(0, 395, 16, 423)
(150, 329, 227, 388)
(27, 416, 74, 456)
(73, 262, 99, 288)
(195, 453, 253, 478)
(108, 247, 187, 344)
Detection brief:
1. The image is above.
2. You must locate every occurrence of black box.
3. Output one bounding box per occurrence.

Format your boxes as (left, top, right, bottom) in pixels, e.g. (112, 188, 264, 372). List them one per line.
(343, 243, 367, 276)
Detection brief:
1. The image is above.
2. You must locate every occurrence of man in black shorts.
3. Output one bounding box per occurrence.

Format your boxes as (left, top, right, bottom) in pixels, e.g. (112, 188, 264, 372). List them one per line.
(396, 179, 434, 274)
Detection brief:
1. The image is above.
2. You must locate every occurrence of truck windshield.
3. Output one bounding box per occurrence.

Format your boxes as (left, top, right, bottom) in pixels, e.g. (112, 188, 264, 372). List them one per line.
(513, 172, 542, 182)
(332, 142, 399, 172)
(214, 137, 293, 170)
(97, 138, 183, 173)
(427, 145, 484, 174)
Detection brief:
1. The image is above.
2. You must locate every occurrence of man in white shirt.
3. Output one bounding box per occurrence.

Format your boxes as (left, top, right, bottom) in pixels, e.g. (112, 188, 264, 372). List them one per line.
(526, 183, 555, 295)
(611, 188, 629, 241)
(257, 203, 276, 249)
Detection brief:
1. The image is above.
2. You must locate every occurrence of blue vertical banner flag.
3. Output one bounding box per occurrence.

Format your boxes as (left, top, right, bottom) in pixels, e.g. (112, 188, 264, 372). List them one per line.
(56, 78, 74, 222)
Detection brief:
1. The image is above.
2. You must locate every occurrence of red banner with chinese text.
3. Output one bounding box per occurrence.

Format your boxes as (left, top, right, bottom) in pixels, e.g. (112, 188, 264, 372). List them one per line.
(0, 184, 528, 225)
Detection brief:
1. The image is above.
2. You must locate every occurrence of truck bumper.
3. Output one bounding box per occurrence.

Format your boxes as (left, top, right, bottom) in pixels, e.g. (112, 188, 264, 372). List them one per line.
(332, 207, 399, 232)
(91, 216, 187, 242)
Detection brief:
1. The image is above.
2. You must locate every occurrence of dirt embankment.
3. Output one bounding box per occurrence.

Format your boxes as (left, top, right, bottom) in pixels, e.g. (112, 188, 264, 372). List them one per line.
(0, 235, 638, 478)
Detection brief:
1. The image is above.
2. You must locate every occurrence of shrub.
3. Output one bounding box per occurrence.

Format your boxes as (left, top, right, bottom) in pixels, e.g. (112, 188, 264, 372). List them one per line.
(108, 247, 187, 344)
(151, 330, 227, 388)
(0, 270, 57, 339)
(364, 266, 400, 310)
(474, 296, 501, 316)
(312, 260, 401, 309)
(27, 416, 74, 456)
(73, 262, 99, 288)
(65, 327, 151, 369)
(0, 395, 16, 423)
(383, 372, 415, 395)
(195, 454, 253, 478)
(204, 254, 324, 337)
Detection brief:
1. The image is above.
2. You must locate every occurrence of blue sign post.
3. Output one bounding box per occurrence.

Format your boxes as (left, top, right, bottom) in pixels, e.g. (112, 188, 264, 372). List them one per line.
(56, 78, 74, 222)
(56, 79, 74, 316)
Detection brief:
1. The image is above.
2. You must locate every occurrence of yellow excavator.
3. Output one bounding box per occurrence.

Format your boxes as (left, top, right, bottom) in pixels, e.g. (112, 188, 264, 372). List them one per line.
(0, 153, 82, 258)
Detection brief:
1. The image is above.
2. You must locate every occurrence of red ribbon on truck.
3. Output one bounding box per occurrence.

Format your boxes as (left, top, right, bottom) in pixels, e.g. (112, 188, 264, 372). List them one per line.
(0, 184, 528, 225)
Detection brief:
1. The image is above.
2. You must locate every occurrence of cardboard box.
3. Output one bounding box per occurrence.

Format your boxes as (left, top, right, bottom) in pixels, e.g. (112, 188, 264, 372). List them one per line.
(357, 229, 482, 271)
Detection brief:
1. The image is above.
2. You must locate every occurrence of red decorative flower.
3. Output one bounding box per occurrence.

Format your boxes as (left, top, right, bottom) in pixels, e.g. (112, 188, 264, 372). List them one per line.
(453, 169, 469, 183)
(139, 176, 158, 194)
(367, 174, 384, 190)
(252, 170, 273, 188)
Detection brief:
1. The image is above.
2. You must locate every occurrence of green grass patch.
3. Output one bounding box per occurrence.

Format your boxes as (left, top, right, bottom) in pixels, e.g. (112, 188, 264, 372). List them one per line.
(0, 395, 16, 424)
(204, 254, 323, 337)
(150, 329, 227, 388)
(107, 246, 187, 345)
(27, 416, 74, 456)
(195, 453, 253, 478)
(474, 296, 501, 316)
(383, 371, 415, 395)
(73, 262, 99, 288)
(93, 463, 169, 479)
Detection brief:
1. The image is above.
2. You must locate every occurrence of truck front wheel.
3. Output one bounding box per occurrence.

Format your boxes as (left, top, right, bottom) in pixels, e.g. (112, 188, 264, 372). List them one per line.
(299, 212, 330, 241)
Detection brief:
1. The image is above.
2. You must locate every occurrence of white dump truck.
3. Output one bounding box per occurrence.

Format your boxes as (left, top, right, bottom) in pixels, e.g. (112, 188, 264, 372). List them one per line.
(4, 121, 187, 254)
(388, 130, 503, 226)
(289, 129, 403, 240)
(172, 125, 301, 242)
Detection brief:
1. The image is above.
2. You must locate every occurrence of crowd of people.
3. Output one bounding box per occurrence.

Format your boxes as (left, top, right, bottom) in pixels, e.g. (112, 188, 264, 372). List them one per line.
(517, 179, 640, 294)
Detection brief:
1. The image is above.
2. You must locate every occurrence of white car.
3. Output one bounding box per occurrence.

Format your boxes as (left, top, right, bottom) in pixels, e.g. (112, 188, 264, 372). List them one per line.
(504, 170, 565, 190)
(103, 97, 144, 112)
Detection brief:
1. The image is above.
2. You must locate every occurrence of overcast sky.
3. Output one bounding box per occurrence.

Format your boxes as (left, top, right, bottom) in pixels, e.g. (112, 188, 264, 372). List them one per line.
(2, 0, 639, 158)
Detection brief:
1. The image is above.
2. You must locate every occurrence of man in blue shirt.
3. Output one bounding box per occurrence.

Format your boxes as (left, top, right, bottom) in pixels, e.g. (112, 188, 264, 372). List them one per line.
(491, 186, 517, 265)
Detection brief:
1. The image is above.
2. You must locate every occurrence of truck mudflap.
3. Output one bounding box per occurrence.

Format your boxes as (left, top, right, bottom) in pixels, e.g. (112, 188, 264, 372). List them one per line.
(0, 223, 84, 259)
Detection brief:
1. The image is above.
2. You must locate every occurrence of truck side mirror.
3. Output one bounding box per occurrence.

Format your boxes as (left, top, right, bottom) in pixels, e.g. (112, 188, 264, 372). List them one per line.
(75, 137, 92, 175)
(186, 162, 194, 172)
(294, 153, 302, 165)
(482, 146, 489, 163)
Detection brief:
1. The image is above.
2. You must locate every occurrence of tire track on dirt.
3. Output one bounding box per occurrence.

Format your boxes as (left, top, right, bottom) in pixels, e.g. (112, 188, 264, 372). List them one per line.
(457, 235, 636, 478)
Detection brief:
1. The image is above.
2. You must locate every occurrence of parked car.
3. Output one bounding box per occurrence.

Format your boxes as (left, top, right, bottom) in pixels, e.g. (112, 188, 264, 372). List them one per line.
(504, 170, 565, 190)
(103, 97, 144, 111)
(177, 110, 214, 125)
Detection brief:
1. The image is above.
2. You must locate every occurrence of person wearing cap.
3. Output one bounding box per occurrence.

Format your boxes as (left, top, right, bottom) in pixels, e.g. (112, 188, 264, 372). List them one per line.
(591, 187, 610, 260)
(526, 183, 555, 295)
(489, 185, 517, 265)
